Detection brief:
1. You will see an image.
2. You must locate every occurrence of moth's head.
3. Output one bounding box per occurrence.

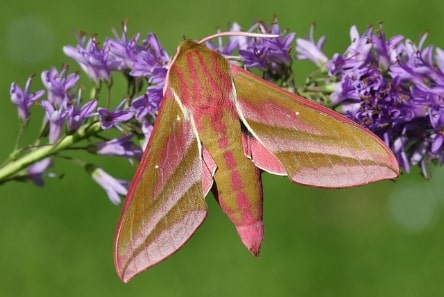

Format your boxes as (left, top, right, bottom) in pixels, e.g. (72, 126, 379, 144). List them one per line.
(168, 31, 279, 70)
(170, 40, 203, 63)
(162, 40, 209, 95)
(177, 39, 202, 53)
(163, 32, 279, 95)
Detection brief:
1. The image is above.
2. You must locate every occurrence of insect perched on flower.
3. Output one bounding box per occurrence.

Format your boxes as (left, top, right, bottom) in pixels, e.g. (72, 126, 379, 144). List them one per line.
(113, 31, 399, 283)
(5, 18, 444, 284)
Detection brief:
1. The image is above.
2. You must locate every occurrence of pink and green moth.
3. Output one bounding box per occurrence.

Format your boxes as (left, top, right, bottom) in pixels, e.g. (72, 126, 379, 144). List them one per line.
(114, 32, 399, 283)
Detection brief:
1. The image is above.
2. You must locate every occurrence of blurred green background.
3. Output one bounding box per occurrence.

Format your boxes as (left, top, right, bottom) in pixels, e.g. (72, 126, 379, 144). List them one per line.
(2, 0, 444, 296)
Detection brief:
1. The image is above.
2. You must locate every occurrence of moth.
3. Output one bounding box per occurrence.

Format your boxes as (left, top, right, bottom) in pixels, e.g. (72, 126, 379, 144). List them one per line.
(114, 33, 399, 282)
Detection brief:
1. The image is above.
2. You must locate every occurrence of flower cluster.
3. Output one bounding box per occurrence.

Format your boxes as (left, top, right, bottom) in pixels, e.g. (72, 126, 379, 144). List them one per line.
(296, 23, 444, 177)
(5, 21, 170, 203)
(205, 18, 295, 85)
(4, 18, 444, 204)
(3, 19, 299, 203)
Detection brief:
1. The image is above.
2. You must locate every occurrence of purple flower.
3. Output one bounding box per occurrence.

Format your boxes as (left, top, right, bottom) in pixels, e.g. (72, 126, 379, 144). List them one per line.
(98, 100, 133, 130)
(63, 34, 121, 83)
(41, 65, 79, 106)
(207, 18, 295, 83)
(91, 135, 142, 159)
(10, 75, 45, 124)
(121, 33, 168, 115)
(371, 24, 403, 69)
(106, 21, 142, 70)
(90, 167, 128, 205)
(66, 92, 98, 132)
(130, 87, 162, 120)
(130, 33, 169, 78)
(296, 24, 328, 67)
(141, 119, 154, 150)
(41, 100, 70, 143)
(26, 158, 53, 186)
(205, 23, 246, 56)
(239, 20, 295, 78)
(429, 106, 444, 154)
(141, 67, 167, 115)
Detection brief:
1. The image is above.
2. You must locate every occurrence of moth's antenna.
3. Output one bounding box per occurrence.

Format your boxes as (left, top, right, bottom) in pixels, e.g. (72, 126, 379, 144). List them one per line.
(198, 32, 279, 44)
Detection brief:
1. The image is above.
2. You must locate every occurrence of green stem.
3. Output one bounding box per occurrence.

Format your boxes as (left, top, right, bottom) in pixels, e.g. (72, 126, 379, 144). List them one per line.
(0, 121, 103, 183)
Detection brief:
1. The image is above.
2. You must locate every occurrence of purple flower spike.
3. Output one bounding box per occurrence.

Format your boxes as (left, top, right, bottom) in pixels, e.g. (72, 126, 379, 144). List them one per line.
(304, 22, 444, 176)
(41, 66, 79, 106)
(91, 167, 128, 205)
(10, 76, 45, 124)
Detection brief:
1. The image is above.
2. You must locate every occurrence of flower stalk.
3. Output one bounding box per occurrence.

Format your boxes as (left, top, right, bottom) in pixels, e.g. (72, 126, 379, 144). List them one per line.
(0, 121, 102, 183)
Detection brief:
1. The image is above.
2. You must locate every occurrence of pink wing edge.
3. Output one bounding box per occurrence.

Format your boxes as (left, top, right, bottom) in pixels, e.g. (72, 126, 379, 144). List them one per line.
(114, 93, 217, 283)
(231, 64, 400, 181)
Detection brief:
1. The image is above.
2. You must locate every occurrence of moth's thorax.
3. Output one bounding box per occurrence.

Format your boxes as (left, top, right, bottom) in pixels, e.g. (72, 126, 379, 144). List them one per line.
(168, 40, 235, 114)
